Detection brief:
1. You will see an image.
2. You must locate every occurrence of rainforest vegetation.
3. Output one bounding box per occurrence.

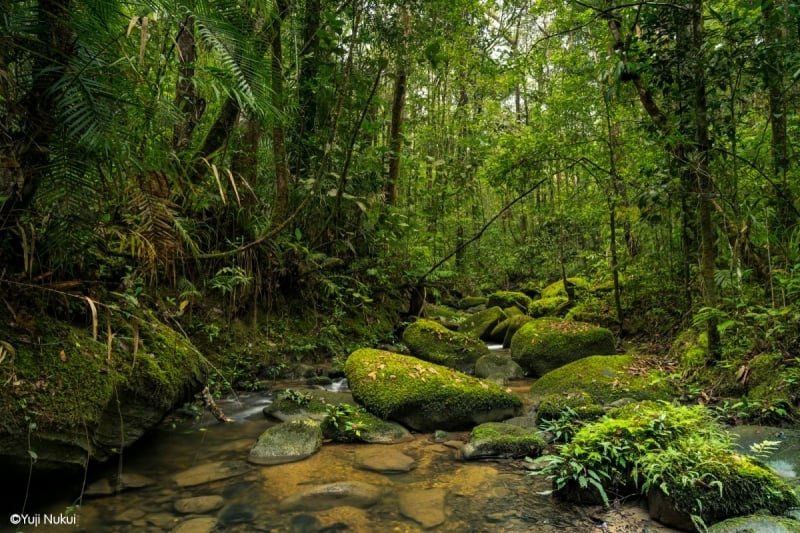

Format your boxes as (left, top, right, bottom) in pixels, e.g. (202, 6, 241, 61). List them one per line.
(1, 0, 799, 421)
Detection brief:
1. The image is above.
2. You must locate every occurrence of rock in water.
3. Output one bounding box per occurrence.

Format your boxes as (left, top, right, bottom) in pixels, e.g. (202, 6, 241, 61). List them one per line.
(248, 419, 323, 465)
(278, 481, 382, 512)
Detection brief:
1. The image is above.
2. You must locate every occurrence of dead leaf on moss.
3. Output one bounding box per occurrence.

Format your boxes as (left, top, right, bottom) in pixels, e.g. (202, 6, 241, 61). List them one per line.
(368, 371, 377, 380)
(59, 350, 67, 362)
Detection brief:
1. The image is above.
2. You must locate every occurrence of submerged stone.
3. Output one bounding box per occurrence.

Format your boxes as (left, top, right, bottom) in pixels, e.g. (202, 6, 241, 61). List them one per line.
(278, 481, 382, 512)
(398, 488, 447, 528)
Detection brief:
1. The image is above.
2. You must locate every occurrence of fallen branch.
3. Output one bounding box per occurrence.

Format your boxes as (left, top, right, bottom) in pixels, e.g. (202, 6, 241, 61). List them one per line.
(201, 385, 233, 423)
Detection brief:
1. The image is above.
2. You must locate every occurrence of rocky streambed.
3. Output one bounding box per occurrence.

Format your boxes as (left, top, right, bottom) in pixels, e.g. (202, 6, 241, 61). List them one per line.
(13, 383, 684, 533)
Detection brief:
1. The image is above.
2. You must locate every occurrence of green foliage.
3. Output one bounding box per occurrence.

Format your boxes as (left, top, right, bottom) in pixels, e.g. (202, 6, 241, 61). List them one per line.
(528, 401, 799, 524)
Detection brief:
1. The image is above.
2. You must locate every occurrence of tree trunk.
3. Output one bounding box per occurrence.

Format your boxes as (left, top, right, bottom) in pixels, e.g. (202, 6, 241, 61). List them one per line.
(173, 16, 204, 152)
(295, 0, 321, 176)
(386, 3, 410, 206)
(691, 0, 719, 361)
(270, 0, 291, 219)
(9, 0, 73, 213)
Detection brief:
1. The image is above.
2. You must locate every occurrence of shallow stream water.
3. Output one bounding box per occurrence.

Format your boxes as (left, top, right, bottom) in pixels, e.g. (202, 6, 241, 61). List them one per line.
(6, 373, 686, 533)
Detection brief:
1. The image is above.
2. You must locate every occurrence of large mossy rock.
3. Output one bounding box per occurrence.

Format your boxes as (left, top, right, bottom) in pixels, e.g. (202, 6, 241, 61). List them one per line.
(0, 310, 205, 474)
(459, 306, 507, 341)
(402, 318, 489, 372)
(486, 291, 532, 313)
(510, 318, 615, 376)
(528, 354, 672, 406)
(460, 422, 545, 460)
(344, 348, 522, 431)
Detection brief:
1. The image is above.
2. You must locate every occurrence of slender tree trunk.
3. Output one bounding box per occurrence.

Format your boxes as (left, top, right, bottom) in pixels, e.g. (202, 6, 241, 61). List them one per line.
(296, 0, 321, 176)
(761, 0, 797, 249)
(692, 0, 719, 361)
(270, 0, 291, 219)
(10, 0, 73, 212)
(386, 2, 410, 206)
(173, 16, 204, 152)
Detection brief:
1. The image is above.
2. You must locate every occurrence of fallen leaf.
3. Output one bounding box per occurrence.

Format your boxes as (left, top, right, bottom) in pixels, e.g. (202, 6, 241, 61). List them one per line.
(368, 371, 377, 380)
(59, 350, 67, 362)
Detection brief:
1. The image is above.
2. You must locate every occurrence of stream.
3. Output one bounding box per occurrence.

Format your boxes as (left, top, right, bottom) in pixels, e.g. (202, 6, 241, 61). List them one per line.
(7, 372, 689, 533)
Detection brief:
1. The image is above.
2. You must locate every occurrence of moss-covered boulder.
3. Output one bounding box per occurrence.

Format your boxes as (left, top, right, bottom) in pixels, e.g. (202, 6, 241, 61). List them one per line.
(0, 309, 205, 474)
(344, 348, 522, 431)
(402, 318, 489, 372)
(487, 291, 533, 313)
(540, 277, 591, 299)
(510, 318, 616, 376)
(474, 352, 526, 382)
(248, 419, 324, 465)
(456, 296, 488, 310)
(528, 296, 570, 318)
(535, 392, 605, 423)
(528, 355, 672, 406)
(459, 306, 507, 341)
(460, 422, 545, 460)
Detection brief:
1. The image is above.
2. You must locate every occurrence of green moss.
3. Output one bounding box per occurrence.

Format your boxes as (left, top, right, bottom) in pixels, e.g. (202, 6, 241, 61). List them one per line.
(457, 296, 488, 309)
(344, 348, 522, 429)
(402, 318, 489, 371)
(536, 392, 605, 422)
(510, 318, 616, 376)
(528, 354, 672, 405)
(487, 291, 533, 312)
(540, 278, 591, 299)
(670, 328, 707, 368)
(504, 307, 523, 318)
(565, 296, 617, 327)
(459, 306, 507, 341)
(541, 400, 798, 522)
(468, 422, 545, 457)
(528, 296, 569, 317)
(490, 314, 533, 347)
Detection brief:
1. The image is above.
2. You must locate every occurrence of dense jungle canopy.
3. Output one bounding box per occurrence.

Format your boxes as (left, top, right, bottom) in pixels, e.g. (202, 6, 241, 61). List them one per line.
(1, 0, 799, 378)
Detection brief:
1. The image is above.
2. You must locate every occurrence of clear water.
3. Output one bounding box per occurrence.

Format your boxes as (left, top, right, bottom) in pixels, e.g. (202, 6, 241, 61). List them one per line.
(7, 381, 680, 533)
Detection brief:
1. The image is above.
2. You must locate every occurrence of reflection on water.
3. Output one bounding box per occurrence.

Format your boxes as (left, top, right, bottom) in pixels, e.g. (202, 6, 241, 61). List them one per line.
(14, 382, 680, 533)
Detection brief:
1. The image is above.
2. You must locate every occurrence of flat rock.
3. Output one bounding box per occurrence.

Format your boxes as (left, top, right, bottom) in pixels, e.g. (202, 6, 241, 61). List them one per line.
(354, 447, 416, 473)
(278, 481, 382, 512)
(174, 495, 224, 514)
(172, 460, 249, 488)
(171, 516, 217, 533)
(398, 488, 447, 528)
(84, 472, 156, 495)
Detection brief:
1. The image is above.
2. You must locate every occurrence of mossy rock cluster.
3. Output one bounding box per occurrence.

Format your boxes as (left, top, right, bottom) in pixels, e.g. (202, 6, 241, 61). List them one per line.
(456, 296, 488, 310)
(540, 277, 591, 299)
(510, 318, 616, 376)
(528, 354, 672, 406)
(402, 318, 489, 372)
(320, 403, 412, 444)
(344, 348, 522, 431)
(545, 401, 799, 527)
(491, 314, 534, 347)
(459, 306, 507, 341)
(486, 291, 533, 312)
